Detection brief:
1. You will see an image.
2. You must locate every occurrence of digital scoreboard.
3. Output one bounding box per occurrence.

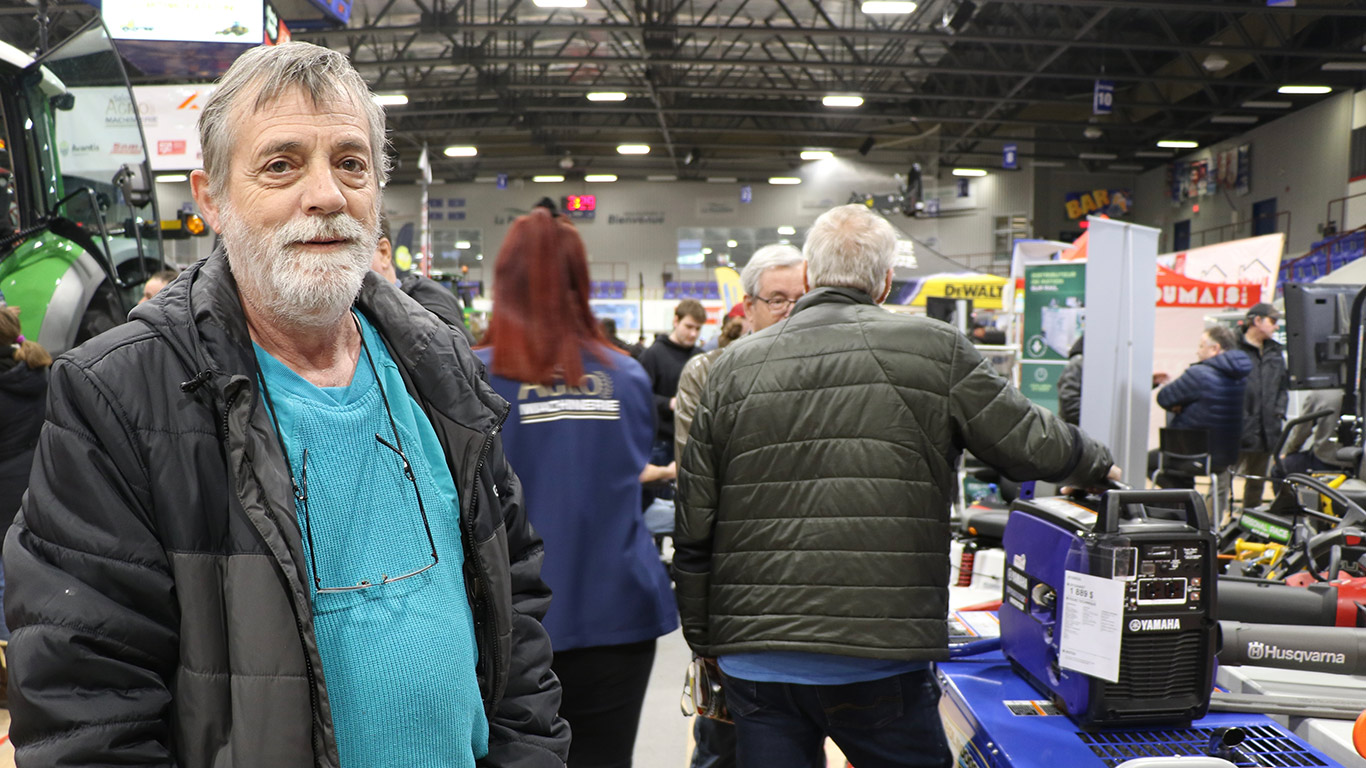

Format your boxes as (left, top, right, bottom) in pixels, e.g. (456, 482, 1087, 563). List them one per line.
(562, 194, 596, 219)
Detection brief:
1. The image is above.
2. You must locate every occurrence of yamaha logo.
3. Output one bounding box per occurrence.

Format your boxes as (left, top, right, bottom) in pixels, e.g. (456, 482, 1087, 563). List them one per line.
(1129, 618, 1179, 632)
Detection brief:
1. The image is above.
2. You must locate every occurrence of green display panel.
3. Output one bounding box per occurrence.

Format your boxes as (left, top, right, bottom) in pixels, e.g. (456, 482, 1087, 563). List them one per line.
(1020, 361, 1064, 415)
(1021, 262, 1086, 363)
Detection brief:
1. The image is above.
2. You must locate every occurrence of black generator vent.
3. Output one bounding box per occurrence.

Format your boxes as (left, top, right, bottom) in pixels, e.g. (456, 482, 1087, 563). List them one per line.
(1103, 630, 1205, 701)
(1078, 724, 1327, 767)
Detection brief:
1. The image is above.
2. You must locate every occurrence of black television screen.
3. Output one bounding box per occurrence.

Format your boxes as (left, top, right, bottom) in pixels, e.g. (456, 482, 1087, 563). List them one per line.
(1284, 282, 1362, 390)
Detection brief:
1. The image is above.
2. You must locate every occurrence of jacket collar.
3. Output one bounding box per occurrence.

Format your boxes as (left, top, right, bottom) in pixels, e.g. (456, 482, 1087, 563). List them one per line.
(791, 286, 877, 316)
(129, 251, 504, 435)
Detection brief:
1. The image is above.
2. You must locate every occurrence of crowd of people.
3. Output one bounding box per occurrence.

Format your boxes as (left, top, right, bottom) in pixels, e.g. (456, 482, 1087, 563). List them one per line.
(0, 40, 1160, 768)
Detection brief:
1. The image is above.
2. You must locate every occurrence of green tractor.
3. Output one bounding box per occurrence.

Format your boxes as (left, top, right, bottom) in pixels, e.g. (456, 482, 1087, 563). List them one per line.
(0, 18, 174, 355)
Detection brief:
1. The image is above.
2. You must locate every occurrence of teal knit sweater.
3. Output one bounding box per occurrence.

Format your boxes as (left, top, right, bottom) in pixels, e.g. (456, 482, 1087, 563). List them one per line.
(255, 314, 489, 767)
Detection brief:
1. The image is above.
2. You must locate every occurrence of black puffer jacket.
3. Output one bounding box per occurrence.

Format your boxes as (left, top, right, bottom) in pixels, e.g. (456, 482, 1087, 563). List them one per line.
(1057, 336, 1084, 425)
(1237, 335, 1289, 453)
(675, 287, 1113, 661)
(4, 253, 569, 767)
(400, 272, 474, 342)
(0, 358, 47, 531)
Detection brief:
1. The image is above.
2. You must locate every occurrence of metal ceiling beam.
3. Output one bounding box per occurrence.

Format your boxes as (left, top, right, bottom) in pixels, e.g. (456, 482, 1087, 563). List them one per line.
(372, 81, 1251, 116)
(337, 52, 1325, 89)
(390, 104, 1231, 135)
(993, 0, 1362, 13)
(298, 20, 1366, 59)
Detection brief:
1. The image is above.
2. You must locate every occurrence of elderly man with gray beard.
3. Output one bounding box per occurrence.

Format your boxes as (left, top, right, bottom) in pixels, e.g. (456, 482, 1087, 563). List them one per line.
(3, 43, 568, 768)
(676, 204, 1117, 768)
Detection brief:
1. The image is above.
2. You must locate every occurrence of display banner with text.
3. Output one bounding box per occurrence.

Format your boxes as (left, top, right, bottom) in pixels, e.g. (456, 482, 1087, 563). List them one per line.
(1021, 261, 1087, 412)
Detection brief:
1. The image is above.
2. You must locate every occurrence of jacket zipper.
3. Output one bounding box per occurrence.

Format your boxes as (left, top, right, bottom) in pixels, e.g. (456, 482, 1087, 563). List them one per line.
(466, 401, 509, 706)
(224, 384, 324, 766)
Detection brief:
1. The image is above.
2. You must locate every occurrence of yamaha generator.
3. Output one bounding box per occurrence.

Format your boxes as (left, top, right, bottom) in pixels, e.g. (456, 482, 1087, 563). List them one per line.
(998, 489, 1218, 728)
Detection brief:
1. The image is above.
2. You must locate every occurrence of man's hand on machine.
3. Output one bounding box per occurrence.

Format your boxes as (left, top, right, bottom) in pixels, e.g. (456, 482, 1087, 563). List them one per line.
(1060, 465, 1124, 496)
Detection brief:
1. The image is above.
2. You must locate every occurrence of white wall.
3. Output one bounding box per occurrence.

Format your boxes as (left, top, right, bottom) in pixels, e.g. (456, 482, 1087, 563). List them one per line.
(152, 156, 1035, 290)
(1033, 170, 1141, 242)
(1132, 91, 1355, 259)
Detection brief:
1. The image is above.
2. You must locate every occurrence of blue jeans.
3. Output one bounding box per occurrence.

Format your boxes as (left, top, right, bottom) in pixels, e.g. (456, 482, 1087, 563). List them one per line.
(725, 669, 951, 768)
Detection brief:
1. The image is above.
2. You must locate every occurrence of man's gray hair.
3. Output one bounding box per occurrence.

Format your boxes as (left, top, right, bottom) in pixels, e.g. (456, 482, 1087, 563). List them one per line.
(802, 204, 898, 297)
(741, 243, 804, 297)
(198, 42, 389, 196)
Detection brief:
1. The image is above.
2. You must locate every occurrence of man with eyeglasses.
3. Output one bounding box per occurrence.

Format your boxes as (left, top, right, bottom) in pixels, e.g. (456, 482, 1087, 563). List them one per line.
(4, 43, 568, 768)
(672, 242, 809, 768)
(675, 204, 1117, 768)
(1235, 301, 1289, 510)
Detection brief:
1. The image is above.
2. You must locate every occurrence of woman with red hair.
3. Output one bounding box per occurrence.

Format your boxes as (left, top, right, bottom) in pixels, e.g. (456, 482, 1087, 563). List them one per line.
(476, 209, 677, 768)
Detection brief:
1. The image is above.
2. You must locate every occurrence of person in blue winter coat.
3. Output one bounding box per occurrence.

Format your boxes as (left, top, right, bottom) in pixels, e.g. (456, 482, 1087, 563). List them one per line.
(476, 209, 679, 768)
(1153, 324, 1252, 485)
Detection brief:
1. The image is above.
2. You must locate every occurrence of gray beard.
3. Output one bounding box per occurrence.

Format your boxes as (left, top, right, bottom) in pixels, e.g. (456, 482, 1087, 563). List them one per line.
(219, 203, 379, 330)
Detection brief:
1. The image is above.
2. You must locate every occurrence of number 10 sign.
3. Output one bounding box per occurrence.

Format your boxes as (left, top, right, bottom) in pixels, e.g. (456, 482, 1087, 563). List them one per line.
(1093, 80, 1114, 115)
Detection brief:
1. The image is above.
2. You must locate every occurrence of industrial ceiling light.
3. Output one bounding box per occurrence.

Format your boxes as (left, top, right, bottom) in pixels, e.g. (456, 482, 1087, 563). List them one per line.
(1077, 153, 1117, 160)
(707, 176, 738, 183)
(1155, 140, 1199, 149)
(822, 94, 864, 108)
(1277, 85, 1332, 95)
(587, 92, 628, 101)
(1322, 62, 1366, 71)
(617, 144, 651, 154)
(952, 168, 987, 177)
(443, 146, 478, 157)
(800, 149, 835, 160)
(532, 174, 565, 182)
(1134, 150, 1174, 158)
(1241, 100, 1292, 109)
(769, 176, 802, 185)
(585, 174, 618, 182)
(1083, 126, 1103, 140)
(1201, 53, 1229, 73)
(1209, 115, 1259, 124)
(372, 93, 408, 106)
(1108, 163, 1143, 171)
(155, 174, 189, 183)
(777, 226, 797, 235)
(726, 239, 739, 248)
(1032, 160, 1066, 168)
(647, 174, 678, 181)
(861, 1, 917, 13)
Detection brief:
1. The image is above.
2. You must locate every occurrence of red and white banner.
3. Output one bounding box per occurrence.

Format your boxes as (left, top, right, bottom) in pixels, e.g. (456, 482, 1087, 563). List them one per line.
(1155, 233, 1284, 309)
(1155, 265, 1261, 307)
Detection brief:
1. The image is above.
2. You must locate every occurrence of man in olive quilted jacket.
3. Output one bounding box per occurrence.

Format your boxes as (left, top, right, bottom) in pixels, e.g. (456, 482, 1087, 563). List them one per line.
(676, 204, 1117, 768)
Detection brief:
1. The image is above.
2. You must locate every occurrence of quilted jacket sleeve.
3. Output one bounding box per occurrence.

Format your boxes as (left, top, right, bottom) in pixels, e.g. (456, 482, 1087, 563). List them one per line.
(1156, 365, 1204, 411)
(673, 353, 711, 463)
(4, 358, 180, 766)
(672, 365, 722, 656)
(1056, 354, 1083, 425)
(947, 333, 1113, 487)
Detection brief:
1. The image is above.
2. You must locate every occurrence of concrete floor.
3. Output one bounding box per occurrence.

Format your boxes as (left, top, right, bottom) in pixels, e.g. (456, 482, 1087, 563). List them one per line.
(633, 627, 697, 768)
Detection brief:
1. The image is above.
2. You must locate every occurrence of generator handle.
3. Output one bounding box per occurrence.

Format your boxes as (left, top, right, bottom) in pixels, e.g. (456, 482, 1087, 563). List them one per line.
(1098, 489, 1209, 534)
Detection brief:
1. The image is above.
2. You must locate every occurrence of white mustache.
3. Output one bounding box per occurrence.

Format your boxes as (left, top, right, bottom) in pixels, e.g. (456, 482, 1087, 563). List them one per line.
(276, 213, 368, 247)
